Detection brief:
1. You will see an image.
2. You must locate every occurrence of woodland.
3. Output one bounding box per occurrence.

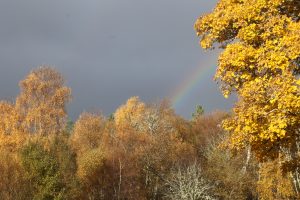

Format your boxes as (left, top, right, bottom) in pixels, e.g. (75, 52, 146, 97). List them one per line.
(0, 0, 300, 199)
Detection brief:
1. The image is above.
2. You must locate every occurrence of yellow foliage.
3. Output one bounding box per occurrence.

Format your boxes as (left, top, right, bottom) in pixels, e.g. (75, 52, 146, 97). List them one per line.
(71, 112, 105, 155)
(195, 0, 300, 165)
(222, 74, 300, 160)
(0, 149, 28, 199)
(0, 101, 27, 151)
(77, 148, 105, 183)
(114, 96, 146, 132)
(0, 101, 21, 135)
(257, 159, 296, 200)
(16, 66, 71, 135)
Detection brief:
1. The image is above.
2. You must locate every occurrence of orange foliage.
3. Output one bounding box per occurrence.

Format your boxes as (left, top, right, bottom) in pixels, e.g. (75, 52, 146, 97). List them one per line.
(0, 101, 27, 151)
(71, 112, 105, 155)
(16, 66, 71, 135)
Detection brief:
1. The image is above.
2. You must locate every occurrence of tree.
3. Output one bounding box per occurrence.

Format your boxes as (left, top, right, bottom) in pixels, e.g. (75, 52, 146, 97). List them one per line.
(203, 135, 258, 200)
(71, 112, 105, 155)
(76, 147, 107, 199)
(48, 134, 81, 200)
(195, 0, 300, 192)
(192, 105, 204, 120)
(115, 97, 176, 135)
(0, 101, 19, 135)
(188, 111, 229, 160)
(19, 136, 79, 200)
(164, 164, 215, 200)
(16, 66, 71, 135)
(114, 96, 146, 132)
(0, 101, 25, 150)
(0, 149, 30, 200)
(20, 142, 64, 200)
(110, 97, 196, 199)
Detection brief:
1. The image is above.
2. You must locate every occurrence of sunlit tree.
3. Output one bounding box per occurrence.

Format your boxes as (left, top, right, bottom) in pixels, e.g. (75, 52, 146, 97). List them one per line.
(195, 0, 300, 193)
(71, 112, 104, 155)
(16, 66, 71, 135)
(0, 101, 26, 150)
(114, 96, 146, 132)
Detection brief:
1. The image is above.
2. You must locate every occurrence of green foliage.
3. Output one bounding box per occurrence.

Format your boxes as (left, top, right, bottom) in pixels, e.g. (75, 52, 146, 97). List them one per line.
(77, 148, 105, 182)
(192, 105, 204, 120)
(108, 113, 115, 121)
(65, 119, 74, 134)
(20, 142, 64, 200)
(20, 137, 79, 200)
(48, 134, 81, 199)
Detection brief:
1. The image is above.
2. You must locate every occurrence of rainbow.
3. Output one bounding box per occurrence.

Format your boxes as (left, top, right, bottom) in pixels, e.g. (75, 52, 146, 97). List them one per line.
(170, 59, 216, 109)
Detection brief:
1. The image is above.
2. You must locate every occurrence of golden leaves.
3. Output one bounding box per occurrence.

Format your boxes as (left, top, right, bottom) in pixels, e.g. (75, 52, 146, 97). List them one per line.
(76, 148, 105, 182)
(222, 73, 300, 159)
(195, 0, 300, 162)
(0, 67, 72, 151)
(71, 112, 104, 155)
(114, 96, 146, 132)
(16, 66, 71, 135)
(257, 159, 296, 199)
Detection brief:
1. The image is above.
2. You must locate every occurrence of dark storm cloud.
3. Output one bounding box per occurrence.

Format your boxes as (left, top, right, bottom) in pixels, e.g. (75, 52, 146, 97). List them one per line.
(0, 0, 232, 119)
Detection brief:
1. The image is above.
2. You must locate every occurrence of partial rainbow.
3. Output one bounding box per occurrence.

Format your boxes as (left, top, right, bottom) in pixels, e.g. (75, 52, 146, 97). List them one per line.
(170, 61, 215, 108)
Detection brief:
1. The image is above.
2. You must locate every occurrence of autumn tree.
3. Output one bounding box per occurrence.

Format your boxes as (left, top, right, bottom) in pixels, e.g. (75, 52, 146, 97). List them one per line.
(112, 97, 155, 198)
(0, 101, 19, 135)
(0, 101, 25, 150)
(16, 66, 71, 135)
(197, 133, 257, 200)
(70, 112, 109, 199)
(71, 112, 105, 155)
(101, 97, 196, 199)
(76, 147, 107, 199)
(188, 111, 228, 159)
(195, 0, 300, 193)
(0, 67, 79, 199)
(113, 96, 180, 193)
(114, 96, 146, 132)
(0, 150, 29, 200)
(114, 97, 177, 135)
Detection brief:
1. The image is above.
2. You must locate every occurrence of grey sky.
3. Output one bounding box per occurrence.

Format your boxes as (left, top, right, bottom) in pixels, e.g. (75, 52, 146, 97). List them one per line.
(0, 0, 234, 119)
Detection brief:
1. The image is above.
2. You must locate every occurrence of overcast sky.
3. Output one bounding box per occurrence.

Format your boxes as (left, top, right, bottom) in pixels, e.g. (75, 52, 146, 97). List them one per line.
(0, 0, 234, 119)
